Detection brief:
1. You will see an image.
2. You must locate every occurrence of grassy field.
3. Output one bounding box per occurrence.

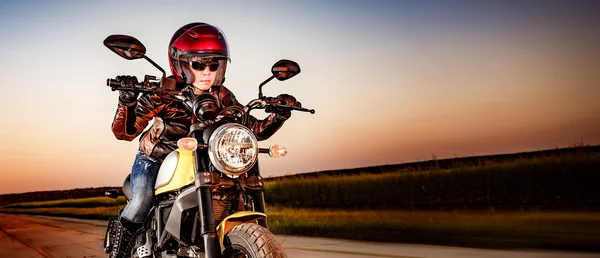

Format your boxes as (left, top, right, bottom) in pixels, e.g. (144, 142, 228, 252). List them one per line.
(0, 196, 127, 219)
(266, 150, 600, 210)
(2, 196, 127, 209)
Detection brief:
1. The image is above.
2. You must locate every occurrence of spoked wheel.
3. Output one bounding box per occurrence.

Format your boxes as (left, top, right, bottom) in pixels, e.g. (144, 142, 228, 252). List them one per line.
(222, 223, 287, 258)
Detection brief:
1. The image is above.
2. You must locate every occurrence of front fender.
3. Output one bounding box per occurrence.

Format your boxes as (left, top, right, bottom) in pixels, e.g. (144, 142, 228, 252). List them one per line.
(216, 211, 267, 251)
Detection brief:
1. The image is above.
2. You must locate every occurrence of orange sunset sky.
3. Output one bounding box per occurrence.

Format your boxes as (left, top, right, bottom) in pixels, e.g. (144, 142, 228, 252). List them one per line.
(0, 1, 599, 194)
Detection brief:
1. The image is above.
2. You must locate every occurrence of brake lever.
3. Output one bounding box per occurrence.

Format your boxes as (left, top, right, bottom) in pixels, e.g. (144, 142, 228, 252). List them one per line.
(282, 104, 315, 114)
(266, 103, 315, 114)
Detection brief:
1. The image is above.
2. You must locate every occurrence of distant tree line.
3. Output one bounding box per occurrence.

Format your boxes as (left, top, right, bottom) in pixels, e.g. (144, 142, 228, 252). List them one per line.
(0, 187, 118, 207)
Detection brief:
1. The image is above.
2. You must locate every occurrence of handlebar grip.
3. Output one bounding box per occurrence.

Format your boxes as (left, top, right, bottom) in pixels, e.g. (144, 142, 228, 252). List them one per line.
(107, 77, 153, 89)
(107, 78, 141, 87)
(107, 78, 122, 87)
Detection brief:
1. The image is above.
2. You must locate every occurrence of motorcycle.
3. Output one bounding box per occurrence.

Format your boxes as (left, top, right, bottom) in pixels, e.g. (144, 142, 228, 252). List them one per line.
(101, 34, 314, 258)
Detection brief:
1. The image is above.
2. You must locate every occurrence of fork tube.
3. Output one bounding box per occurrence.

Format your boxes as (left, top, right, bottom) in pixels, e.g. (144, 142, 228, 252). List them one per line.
(192, 131, 219, 258)
(198, 186, 219, 257)
(248, 163, 268, 228)
(253, 191, 268, 228)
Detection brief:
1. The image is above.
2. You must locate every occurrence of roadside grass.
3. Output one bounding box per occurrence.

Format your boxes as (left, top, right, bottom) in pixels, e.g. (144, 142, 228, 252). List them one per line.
(267, 206, 600, 251)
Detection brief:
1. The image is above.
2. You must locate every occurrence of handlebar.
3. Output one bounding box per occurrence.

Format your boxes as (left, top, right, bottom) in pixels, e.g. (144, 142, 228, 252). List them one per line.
(107, 75, 315, 114)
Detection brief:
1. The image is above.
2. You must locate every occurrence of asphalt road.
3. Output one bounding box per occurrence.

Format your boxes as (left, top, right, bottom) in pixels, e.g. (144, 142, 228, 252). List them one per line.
(0, 213, 598, 258)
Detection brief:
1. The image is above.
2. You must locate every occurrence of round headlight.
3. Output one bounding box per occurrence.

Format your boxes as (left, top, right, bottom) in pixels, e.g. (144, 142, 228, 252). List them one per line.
(208, 124, 258, 178)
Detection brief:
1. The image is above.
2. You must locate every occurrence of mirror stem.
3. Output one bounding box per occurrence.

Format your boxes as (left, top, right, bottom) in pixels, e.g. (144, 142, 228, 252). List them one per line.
(143, 56, 166, 78)
(258, 75, 275, 99)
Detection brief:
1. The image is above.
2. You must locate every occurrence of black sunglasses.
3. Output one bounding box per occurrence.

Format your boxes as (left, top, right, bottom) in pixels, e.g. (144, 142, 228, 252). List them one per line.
(190, 61, 220, 72)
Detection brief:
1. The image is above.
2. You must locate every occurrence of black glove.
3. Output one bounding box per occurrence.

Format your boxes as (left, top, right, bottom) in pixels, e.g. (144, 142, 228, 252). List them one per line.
(273, 94, 301, 121)
(276, 94, 301, 107)
(117, 76, 140, 106)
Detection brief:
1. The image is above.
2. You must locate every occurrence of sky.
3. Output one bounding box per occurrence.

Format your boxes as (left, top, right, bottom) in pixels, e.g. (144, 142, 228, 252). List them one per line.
(0, 0, 598, 194)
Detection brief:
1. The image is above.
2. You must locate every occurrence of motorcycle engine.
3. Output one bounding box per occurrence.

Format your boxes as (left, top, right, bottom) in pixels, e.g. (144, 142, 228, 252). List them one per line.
(212, 191, 233, 221)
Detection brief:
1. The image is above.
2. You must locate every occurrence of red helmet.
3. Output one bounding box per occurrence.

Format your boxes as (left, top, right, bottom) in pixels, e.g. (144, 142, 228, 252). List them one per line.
(169, 22, 230, 84)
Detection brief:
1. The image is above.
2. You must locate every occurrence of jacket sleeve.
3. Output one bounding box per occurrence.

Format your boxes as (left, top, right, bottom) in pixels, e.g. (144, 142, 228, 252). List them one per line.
(111, 94, 163, 141)
(215, 85, 286, 141)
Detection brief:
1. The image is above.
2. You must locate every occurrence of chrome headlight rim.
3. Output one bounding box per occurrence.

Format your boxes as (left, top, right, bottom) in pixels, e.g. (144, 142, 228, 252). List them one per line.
(207, 123, 258, 178)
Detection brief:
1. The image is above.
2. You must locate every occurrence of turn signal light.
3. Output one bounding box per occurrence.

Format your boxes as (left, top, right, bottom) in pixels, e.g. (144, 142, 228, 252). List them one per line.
(177, 137, 198, 152)
(269, 145, 287, 158)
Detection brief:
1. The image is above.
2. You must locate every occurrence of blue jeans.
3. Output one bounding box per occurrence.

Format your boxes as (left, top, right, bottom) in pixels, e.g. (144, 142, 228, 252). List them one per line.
(120, 149, 161, 223)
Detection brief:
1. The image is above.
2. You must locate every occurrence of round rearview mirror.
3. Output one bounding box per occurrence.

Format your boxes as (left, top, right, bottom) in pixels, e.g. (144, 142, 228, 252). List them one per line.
(103, 35, 146, 60)
(271, 59, 301, 81)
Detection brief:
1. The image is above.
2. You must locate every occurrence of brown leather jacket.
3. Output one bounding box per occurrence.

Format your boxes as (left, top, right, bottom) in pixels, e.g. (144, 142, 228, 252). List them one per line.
(111, 85, 286, 162)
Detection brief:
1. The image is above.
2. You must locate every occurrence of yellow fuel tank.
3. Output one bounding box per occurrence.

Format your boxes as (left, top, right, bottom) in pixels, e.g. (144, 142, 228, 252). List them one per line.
(155, 149, 196, 195)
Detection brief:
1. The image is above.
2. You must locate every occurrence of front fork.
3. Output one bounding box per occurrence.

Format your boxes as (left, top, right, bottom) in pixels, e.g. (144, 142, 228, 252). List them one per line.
(247, 163, 268, 228)
(192, 132, 269, 258)
(193, 130, 220, 258)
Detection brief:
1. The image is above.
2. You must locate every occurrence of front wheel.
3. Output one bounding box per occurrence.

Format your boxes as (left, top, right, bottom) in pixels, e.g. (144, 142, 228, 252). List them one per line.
(222, 223, 287, 258)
